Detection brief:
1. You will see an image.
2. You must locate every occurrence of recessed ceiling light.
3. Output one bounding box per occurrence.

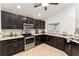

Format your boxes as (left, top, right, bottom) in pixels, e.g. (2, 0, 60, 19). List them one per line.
(17, 5, 21, 9)
(42, 3, 48, 6)
(38, 13, 41, 16)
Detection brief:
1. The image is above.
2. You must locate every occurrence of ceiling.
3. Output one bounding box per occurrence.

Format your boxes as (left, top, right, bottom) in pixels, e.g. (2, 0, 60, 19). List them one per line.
(0, 3, 73, 20)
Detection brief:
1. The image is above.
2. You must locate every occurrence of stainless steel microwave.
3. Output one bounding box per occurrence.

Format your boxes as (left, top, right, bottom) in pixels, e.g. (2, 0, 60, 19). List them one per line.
(23, 23, 33, 30)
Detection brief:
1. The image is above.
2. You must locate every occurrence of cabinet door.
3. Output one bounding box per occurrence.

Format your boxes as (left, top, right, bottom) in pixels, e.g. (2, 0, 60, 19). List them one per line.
(42, 21, 45, 29)
(27, 18, 33, 24)
(20, 16, 28, 29)
(71, 41, 79, 56)
(14, 15, 20, 29)
(0, 46, 3, 56)
(16, 40, 24, 53)
(1, 11, 6, 29)
(56, 37, 65, 51)
(35, 36, 42, 46)
(64, 40, 71, 56)
(3, 43, 16, 56)
(46, 36, 56, 48)
(40, 20, 44, 29)
(6, 13, 15, 29)
(36, 20, 40, 29)
(40, 35, 46, 43)
(1, 11, 15, 29)
(33, 19, 37, 29)
(38, 20, 42, 29)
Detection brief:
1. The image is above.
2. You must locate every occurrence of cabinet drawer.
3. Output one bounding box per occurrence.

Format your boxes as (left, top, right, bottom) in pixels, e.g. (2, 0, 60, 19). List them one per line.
(3, 43, 16, 56)
(26, 38, 34, 44)
(1, 38, 24, 45)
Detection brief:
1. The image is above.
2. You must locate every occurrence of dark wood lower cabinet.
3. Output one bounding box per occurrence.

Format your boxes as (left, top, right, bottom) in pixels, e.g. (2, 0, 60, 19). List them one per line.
(3, 43, 16, 56)
(1, 11, 45, 29)
(64, 40, 72, 56)
(0, 37, 24, 56)
(1, 35, 79, 56)
(15, 40, 24, 53)
(0, 46, 3, 56)
(40, 35, 46, 43)
(71, 41, 79, 56)
(56, 37, 65, 51)
(35, 36, 42, 46)
(45, 36, 56, 48)
(46, 36, 65, 51)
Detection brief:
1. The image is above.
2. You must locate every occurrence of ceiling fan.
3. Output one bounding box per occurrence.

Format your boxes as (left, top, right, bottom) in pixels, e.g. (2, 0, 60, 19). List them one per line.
(34, 3, 58, 11)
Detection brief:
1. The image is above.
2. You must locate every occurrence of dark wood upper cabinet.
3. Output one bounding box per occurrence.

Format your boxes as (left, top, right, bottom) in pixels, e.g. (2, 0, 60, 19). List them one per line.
(33, 19, 45, 29)
(14, 14, 21, 29)
(27, 18, 33, 24)
(42, 21, 45, 29)
(1, 11, 6, 29)
(1, 11, 15, 29)
(1, 11, 45, 29)
(33, 19, 37, 29)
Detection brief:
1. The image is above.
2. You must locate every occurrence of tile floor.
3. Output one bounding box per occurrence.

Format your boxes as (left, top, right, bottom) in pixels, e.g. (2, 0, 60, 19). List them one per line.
(13, 43, 68, 56)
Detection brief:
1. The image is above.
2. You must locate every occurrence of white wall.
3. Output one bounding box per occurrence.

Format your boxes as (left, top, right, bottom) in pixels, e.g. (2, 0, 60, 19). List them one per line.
(46, 4, 75, 34)
(76, 4, 79, 28)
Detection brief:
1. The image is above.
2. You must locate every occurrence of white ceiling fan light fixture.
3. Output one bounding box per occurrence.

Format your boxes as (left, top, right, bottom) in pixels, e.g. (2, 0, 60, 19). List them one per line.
(17, 5, 21, 9)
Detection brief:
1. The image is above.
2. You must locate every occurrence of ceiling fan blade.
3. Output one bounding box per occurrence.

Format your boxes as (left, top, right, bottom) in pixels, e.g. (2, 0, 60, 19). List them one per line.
(44, 7, 47, 10)
(34, 4, 42, 8)
(49, 3, 58, 5)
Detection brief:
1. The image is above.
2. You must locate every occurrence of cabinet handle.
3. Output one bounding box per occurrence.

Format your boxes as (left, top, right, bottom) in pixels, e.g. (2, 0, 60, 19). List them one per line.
(47, 38, 49, 41)
(69, 45, 71, 49)
(39, 38, 41, 40)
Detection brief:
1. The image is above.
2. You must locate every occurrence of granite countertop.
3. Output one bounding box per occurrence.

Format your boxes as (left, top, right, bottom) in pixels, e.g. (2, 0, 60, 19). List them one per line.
(0, 35, 24, 41)
(32, 32, 79, 44)
(1, 32, 79, 43)
(32, 32, 70, 39)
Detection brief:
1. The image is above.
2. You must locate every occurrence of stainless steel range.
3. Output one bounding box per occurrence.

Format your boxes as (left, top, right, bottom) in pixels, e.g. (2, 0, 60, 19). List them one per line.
(24, 36, 35, 51)
(22, 23, 35, 51)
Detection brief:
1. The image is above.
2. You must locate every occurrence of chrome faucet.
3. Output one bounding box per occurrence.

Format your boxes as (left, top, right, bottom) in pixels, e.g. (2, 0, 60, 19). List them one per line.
(9, 32, 13, 37)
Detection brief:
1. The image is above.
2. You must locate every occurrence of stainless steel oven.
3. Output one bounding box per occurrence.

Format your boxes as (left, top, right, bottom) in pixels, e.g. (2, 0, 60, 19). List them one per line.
(24, 36, 35, 51)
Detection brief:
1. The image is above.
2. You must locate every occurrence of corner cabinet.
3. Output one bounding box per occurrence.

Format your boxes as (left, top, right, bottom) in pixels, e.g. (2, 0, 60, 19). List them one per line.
(0, 37, 24, 56)
(45, 35, 57, 48)
(45, 36, 65, 51)
(35, 36, 42, 46)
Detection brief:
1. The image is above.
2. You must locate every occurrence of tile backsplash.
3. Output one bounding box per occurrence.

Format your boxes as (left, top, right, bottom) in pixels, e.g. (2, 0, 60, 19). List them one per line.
(1, 29, 44, 37)
(2, 29, 23, 37)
